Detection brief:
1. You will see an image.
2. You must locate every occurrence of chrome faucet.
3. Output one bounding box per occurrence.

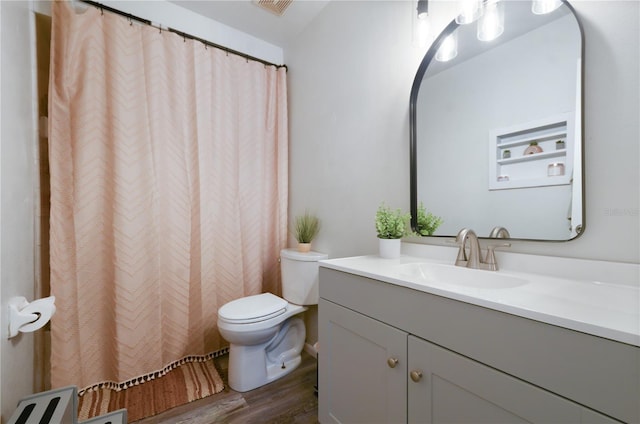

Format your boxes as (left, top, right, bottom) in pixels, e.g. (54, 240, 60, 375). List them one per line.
(455, 228, 510, 271)
(489, 226, 510, 238)
(455, 228, 482, 268)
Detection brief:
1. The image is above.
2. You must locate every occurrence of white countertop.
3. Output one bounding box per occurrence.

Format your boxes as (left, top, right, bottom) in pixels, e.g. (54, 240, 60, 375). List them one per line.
(320, 255, 640, 347)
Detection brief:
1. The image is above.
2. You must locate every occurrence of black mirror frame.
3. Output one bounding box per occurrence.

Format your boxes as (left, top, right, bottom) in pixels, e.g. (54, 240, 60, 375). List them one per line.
(409, 0, 586, 241)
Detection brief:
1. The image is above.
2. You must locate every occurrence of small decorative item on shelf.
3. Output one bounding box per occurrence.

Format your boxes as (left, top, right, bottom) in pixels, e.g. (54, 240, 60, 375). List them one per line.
(523, 141, 543, 155)
(375, 202, 411, 259)
(502, 149, 511, 159)
(497, 175, 510, 182)
(294, 211, 320, 252)
(547, 162, 565, 177)
(556, 139, 565, 150)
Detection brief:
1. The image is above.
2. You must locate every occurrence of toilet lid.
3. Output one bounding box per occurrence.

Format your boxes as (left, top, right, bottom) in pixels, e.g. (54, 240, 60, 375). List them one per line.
(218, 293, 287, 324)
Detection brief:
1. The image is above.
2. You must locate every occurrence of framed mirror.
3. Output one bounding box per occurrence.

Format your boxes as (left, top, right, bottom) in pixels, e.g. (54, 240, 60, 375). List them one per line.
(410, 0, 584, 241)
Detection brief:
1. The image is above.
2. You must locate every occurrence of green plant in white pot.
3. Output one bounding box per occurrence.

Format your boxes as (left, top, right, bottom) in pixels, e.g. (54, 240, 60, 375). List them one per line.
(294, 211, 320, 253)
(375, 203, 410, 259)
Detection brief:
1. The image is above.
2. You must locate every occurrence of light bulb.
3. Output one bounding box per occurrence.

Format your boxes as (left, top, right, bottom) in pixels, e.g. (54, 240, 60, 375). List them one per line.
(477, 1, 504, 42)
(413, 0, 431, 48)
(436, 33, 458, 62)
(416, 17, 430, 47)
(417, 0, 429, 19)
(456, 0, 483, 25)
(531, 0, 563, 15)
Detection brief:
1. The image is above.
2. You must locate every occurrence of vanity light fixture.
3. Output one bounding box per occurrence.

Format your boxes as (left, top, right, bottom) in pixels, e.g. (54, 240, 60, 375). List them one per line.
(531, 0, 563, 15)
(417, 0, 429, 19)
(414, 0, 431, 48)
(435, 32, 458, 62)
(455, 0, 483, 24)
(477, 0, 504, 42)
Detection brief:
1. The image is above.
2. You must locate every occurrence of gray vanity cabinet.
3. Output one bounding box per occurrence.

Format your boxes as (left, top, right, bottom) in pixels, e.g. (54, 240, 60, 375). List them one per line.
(318, 267, 632, 423)
(319, 299, 407, 423)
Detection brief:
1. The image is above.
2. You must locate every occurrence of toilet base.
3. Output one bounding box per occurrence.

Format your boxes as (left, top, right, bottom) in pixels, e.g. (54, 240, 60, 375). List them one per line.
(228, 344, 303, 392)
(227, 317, 306, 392)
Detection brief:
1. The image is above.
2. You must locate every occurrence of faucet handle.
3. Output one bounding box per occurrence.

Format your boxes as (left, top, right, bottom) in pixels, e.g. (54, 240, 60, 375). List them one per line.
(489, 226, 511, 239)
(484, 242, 511, 271)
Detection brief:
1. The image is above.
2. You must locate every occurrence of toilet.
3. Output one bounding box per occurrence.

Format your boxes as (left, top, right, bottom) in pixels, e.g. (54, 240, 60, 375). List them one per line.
(217, 248, 327, 392)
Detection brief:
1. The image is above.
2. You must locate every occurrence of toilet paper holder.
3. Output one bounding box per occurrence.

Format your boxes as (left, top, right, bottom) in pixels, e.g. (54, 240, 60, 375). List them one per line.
(8, 296, 56, 339)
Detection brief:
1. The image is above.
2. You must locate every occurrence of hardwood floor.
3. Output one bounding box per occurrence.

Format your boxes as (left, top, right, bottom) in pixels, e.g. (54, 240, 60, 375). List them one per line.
(132, 351, 319, 424)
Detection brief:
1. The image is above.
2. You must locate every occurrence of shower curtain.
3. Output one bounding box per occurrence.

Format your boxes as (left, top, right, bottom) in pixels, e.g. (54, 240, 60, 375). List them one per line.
(48, 1, 288, 390)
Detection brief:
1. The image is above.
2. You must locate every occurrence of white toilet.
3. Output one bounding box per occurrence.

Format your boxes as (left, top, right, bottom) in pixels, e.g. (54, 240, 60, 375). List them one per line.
(217, 248, 327, 392)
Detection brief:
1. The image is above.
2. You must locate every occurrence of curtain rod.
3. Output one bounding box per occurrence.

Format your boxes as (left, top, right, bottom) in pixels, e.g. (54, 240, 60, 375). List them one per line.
(80, 0, 287, 71)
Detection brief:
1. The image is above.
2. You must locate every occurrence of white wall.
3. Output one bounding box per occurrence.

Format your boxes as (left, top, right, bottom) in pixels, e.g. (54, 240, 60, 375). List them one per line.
(287, 0, 639, 264)
(1, 1, 38, 420)
(287, 0, 436, 258)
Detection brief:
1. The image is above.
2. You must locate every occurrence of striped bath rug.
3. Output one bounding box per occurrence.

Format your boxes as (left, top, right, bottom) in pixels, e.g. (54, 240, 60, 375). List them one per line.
(77, 355, 225, 422)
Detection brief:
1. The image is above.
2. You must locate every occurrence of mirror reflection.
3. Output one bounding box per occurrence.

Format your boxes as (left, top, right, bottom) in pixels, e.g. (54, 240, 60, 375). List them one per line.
(411, 0, 583, 241)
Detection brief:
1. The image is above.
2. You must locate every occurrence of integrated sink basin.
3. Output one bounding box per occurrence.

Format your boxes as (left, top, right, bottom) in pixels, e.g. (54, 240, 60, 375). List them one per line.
(397, 262, 529, 289)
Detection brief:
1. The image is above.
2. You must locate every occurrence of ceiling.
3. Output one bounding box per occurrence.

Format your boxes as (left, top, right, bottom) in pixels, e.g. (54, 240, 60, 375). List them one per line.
(168, 0, 331, 47)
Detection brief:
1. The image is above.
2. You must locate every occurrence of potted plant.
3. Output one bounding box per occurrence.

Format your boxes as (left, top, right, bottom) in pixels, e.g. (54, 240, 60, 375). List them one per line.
(375, 203, 410, 259)
(556, 139, 565, 150)
(415, 202, 443, 236)
(294, 211, 320, 253)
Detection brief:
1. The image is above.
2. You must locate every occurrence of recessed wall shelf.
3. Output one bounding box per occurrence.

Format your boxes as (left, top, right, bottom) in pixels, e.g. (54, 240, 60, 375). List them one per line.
(497, 149, 566, 165)
(489, 114, 574, 190)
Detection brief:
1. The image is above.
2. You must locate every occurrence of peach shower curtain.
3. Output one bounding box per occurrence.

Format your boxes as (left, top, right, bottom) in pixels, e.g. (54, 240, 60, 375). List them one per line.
(48, 1, 288, 390)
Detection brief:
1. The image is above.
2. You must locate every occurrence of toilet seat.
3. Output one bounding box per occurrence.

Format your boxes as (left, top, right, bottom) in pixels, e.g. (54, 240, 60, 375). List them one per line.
(218, 293, 287, 324)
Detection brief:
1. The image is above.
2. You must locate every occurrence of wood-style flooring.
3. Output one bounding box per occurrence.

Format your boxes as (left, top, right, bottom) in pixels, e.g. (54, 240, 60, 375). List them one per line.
(132, 351, 319, 424)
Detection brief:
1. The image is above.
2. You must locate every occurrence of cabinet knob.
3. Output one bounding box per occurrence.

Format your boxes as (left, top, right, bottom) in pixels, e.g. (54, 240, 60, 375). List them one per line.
(410, 370, 423, 382)
(387, 357, 399, 368)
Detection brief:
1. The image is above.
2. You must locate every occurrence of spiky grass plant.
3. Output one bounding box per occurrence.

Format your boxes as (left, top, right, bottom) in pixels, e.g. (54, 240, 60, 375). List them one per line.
(294, 212, 320, 243)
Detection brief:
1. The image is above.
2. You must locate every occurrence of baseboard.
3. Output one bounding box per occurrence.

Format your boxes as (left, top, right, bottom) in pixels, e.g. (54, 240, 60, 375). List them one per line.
(304, 342, 318, 359)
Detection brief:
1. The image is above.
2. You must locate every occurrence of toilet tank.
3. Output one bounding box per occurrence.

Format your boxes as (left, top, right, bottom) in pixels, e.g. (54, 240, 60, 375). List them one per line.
(280, 249, 328, 305)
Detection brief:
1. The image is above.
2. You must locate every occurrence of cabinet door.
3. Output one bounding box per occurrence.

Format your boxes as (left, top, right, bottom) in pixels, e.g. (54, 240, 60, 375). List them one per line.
(408, 336, 582, 423)
(319, 299, 407, 424)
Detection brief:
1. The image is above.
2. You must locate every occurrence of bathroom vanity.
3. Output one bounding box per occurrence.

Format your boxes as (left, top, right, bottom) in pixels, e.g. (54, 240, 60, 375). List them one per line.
(318, 256, 639, 423)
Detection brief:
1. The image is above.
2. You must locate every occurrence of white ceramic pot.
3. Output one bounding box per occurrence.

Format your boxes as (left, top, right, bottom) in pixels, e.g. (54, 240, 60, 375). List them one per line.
(378, 238, 401, 259)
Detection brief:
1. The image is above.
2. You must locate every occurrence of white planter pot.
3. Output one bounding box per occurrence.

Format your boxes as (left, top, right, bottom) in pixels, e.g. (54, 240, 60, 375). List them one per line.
(378, 238, 401, 259)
